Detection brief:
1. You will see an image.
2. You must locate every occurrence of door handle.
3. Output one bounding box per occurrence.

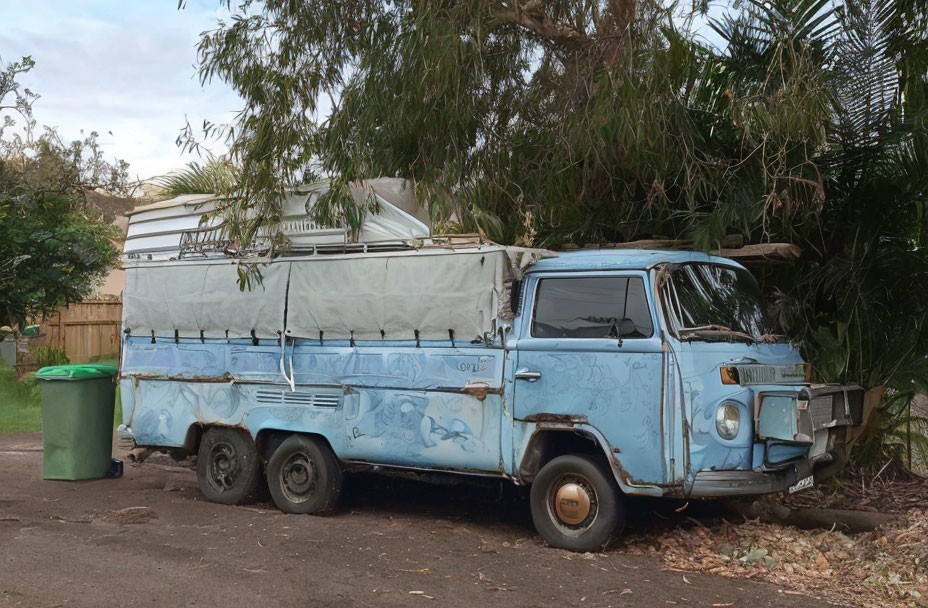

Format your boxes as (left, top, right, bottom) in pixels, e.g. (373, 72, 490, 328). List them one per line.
(515, 369, 542, 382)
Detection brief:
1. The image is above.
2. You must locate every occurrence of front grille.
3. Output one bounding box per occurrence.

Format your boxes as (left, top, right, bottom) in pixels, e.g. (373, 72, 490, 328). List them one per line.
(810, 395, 833, 428)
(807, 386, 866, 428)
(737, 365, 776, 384)
(734, 363, 806, 385)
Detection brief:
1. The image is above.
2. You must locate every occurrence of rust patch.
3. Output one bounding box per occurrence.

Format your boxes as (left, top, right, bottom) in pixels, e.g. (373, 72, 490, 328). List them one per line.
(123, 373, 235, 383)
(432, 384, 503, 401)
(196, 421, 248, 432)
(517, 413, 589, 425)
(605, 451, 675, 495)
(461, 383, 502, 401)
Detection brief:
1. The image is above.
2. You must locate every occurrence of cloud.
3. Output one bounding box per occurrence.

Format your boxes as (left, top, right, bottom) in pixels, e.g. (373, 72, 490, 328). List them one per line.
(0, 0, 242, 180)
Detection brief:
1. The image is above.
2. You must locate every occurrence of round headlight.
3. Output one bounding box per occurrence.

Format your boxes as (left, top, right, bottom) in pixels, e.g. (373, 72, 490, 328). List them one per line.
(716, 402, 741, 440)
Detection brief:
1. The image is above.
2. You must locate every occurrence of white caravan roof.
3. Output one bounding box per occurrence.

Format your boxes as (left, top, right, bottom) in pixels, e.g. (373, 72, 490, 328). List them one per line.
(124, 178, 431, 261)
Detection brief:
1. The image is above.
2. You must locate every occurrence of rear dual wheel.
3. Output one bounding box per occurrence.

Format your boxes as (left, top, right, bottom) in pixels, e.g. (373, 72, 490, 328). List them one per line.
(266, 434, 343, 514)
(196, 428, 342, 515)
(196, 427, 260, 505)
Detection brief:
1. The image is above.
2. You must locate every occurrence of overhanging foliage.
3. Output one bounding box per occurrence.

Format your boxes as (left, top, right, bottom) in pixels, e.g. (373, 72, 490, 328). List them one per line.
(187, 0, 928, 459)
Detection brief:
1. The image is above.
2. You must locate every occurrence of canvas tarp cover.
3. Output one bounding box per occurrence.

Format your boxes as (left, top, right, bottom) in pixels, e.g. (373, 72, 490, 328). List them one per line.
(287, 249, 508, 341)
(123, 248, 519, 341)
(123, 262, 288, 338)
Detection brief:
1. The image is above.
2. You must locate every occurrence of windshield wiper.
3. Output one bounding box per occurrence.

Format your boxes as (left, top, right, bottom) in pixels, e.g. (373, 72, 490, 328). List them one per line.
(677, 325, 759, 343)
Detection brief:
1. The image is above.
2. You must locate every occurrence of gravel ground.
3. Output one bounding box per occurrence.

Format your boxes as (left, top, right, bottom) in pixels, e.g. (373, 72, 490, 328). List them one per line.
(0, 432, 830, 608)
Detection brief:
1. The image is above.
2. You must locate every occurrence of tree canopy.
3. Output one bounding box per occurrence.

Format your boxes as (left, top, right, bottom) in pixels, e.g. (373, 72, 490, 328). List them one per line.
(188, 0, 928, 462)
(0, 57, 128, 328)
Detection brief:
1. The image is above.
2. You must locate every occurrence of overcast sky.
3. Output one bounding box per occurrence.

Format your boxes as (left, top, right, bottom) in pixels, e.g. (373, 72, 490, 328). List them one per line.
(0, 0, 242, 181)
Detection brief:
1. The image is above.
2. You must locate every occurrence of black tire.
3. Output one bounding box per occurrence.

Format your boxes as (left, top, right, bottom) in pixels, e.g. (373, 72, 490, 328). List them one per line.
(266, 434, 343, 515)
(196, 426, 260, 505)
(530, 454, 625, 552)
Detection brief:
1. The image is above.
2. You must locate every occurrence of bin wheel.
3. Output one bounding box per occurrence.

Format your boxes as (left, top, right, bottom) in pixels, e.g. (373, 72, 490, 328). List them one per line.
(266, 434, 343, 515)
(196, 427, 260, 505)
(529, 454, 624, 552)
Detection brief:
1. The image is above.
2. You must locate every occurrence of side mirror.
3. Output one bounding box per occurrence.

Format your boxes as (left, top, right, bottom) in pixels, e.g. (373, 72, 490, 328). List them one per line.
(611, 318, 638, 347)
(617, 318, 637, 337)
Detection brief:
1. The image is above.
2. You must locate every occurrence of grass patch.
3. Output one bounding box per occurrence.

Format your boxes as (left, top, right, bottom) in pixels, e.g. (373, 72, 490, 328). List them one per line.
(0, 364, 41, 432)
(0, 363, 123, 434)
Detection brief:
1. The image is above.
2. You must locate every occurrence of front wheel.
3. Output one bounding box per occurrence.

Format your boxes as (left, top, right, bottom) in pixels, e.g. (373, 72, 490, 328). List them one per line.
(530, 454, 625, 552)
(266, 434, 343, 515)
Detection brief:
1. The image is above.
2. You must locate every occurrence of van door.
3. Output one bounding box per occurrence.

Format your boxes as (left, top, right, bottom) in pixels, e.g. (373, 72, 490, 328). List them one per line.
(512, 272, 668, 485)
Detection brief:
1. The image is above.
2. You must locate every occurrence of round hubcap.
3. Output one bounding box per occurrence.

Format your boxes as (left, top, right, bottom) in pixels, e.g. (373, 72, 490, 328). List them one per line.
(208, 441, 240, 492)
(279, 452, 316, 504)
(555, 482, 592, 524)
(547, 474, 599, 534)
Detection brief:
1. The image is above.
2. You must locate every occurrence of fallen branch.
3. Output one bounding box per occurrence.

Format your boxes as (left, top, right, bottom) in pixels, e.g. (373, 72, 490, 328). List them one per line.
(725, 498, 894, 533)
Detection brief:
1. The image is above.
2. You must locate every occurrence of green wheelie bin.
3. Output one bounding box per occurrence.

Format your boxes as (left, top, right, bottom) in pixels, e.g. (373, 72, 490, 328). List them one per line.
(35, 364, 119, 480)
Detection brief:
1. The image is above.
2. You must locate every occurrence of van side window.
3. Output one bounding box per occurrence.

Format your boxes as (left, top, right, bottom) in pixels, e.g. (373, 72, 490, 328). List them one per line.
(532, 277, 653, 339)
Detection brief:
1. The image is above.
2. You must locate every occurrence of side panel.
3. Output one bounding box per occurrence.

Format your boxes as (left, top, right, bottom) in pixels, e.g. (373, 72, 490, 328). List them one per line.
(119, 379, 242, 447)
(121, 337, 505, 473)
(289, 343, 505, 471)
(341, 389, 502, 471)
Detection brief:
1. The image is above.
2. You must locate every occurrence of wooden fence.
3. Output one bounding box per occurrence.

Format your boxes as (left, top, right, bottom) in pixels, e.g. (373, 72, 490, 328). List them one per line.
(39, 300, 123, 364)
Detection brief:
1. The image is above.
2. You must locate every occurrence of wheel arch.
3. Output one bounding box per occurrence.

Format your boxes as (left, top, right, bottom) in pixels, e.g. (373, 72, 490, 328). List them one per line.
(517, 425, 638, 495)
(254, 427, 339, 463)
(182, 422, 250, 457)
(181, 423, 204, 455)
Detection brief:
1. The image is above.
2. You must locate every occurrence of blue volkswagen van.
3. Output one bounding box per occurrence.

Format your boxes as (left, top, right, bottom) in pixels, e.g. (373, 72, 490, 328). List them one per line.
(119, 187, 867, 550)
(118, 241, 865, 551)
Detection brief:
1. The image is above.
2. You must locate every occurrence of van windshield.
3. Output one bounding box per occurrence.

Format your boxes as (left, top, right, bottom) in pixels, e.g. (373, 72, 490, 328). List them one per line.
(660, 263, 774, 342)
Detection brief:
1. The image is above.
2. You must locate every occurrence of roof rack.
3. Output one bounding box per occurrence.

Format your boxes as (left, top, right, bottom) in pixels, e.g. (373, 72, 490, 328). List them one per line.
(178, 222, 237, 258)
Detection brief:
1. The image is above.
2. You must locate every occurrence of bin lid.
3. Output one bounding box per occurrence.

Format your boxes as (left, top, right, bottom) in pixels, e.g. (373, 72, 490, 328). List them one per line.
(35, 364, 119, 380)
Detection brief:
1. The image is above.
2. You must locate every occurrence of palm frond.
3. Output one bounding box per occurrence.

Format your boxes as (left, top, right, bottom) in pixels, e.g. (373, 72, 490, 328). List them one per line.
(152, 160, 240, 199)
(832, 0, 901, 147)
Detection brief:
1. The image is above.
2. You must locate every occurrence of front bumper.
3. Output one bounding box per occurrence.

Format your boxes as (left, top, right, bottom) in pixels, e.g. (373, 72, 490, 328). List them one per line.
(687, 384, 871, 498)
(686, 459, 812, 498)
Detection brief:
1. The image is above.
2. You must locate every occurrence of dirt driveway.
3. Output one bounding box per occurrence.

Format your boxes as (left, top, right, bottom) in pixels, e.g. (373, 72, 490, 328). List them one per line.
(0, 433, 831, 608)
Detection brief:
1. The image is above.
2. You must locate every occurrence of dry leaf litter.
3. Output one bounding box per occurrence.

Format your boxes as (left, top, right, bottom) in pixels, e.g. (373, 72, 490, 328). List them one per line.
(622, 470, 928, 608)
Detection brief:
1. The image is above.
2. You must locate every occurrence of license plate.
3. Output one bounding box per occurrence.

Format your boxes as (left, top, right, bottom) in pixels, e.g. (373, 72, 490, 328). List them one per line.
(788, 474, 813, 494)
